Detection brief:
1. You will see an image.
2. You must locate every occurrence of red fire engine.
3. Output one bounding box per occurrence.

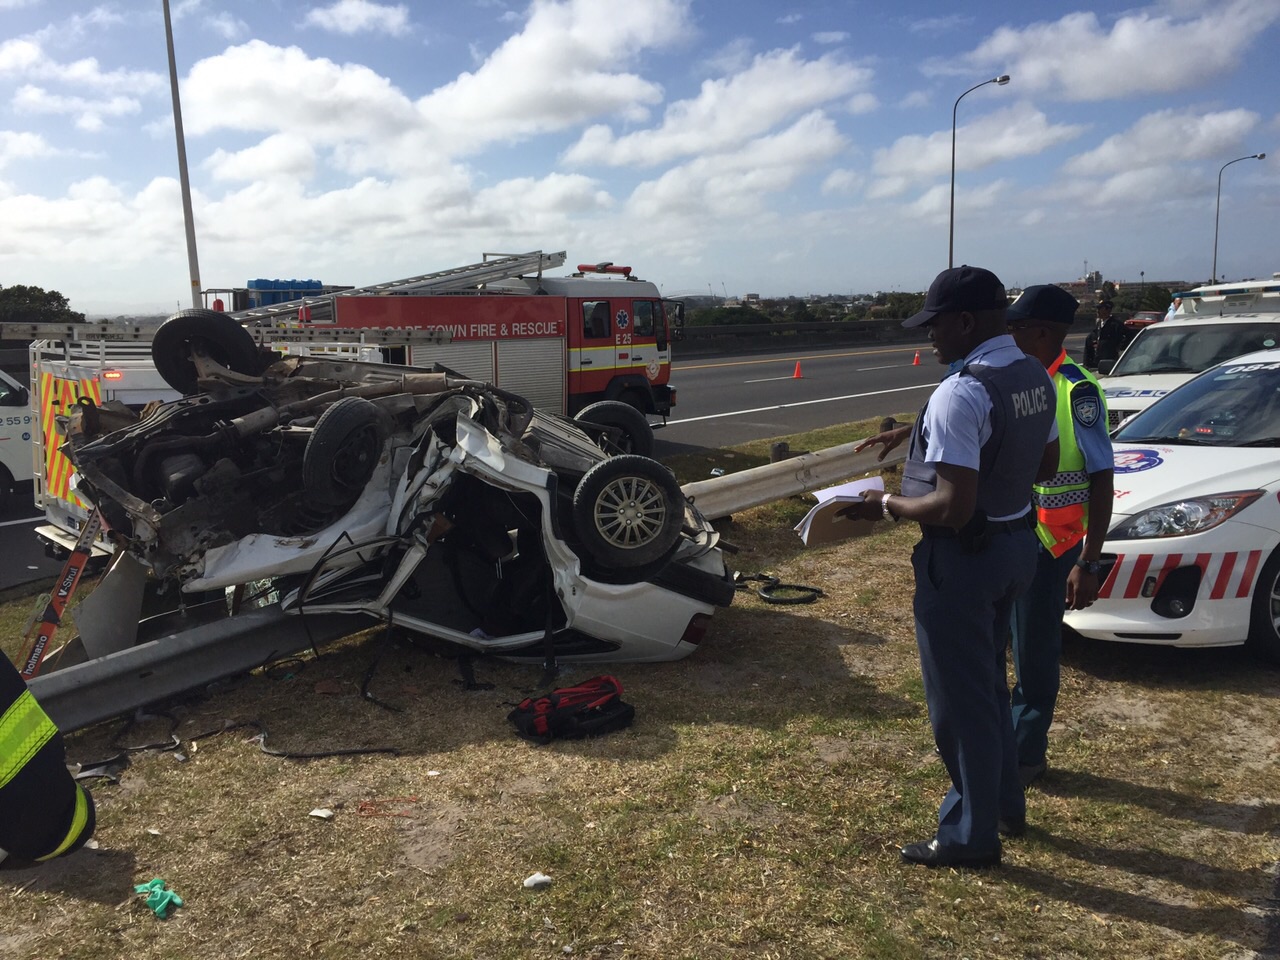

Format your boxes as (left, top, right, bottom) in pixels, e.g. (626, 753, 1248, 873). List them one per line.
(207, 251, 684, 419)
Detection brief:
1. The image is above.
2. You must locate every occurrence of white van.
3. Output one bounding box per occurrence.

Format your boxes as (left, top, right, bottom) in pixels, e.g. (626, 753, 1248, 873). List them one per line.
(1099, 276, 1280, 429)
(0, 368, 33, 508)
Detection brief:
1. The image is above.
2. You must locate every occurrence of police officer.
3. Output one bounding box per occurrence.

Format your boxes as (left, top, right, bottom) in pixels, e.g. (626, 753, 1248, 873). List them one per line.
(845, 265, 1058, 868)
(1005, 285, 1114, 786)
(1091, 299, 1125, 367)
(0, 654, 96, 870)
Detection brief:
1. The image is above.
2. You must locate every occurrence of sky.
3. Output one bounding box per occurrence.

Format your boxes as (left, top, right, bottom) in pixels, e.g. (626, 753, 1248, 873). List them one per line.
(1, 0, 1278, 316)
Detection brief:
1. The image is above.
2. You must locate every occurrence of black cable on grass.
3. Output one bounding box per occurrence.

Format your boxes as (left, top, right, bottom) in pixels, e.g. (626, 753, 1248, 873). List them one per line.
(733, 572, 824, 605)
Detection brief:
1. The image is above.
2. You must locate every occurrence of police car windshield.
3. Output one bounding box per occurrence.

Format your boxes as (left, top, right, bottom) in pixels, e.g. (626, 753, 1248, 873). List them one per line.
(1114, 361, 1280, 447)
(1109, 321, 1280, 377)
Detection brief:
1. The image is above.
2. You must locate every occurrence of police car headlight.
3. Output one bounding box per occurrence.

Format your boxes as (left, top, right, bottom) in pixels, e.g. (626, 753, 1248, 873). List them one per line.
(1110, 491, 1263, 539)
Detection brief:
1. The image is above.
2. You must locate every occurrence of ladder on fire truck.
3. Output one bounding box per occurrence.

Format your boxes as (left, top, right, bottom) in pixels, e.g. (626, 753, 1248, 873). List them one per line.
(227, 250, 568, 324)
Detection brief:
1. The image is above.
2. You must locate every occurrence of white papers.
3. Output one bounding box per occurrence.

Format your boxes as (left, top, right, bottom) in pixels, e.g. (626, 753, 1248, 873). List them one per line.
(793, 476, 885, 546)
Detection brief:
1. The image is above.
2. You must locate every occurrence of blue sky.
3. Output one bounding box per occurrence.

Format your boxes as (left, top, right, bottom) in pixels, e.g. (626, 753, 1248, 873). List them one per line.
(1, 0, 1278, 315)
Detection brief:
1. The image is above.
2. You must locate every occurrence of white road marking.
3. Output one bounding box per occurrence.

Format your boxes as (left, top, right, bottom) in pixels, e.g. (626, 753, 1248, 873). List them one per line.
(0, 516, 40, 528)
(666, 383, 934, 425)
(743, 375, 800, 384)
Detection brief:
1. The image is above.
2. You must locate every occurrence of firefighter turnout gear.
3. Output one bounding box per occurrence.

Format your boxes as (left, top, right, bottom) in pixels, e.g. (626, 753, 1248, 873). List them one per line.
(0, 655, 95, 868)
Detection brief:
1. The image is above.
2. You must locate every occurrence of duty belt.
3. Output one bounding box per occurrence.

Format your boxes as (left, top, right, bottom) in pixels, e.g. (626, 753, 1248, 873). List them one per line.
(920, 513, 1035, 539)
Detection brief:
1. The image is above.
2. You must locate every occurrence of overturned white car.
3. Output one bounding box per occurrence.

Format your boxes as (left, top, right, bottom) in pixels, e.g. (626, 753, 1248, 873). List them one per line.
(64, 311, 734, 664)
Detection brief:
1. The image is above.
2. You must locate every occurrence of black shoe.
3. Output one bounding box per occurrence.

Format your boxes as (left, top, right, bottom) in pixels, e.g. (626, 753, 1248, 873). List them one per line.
(900, 838, 1001, 868)
(1019, 761, 1047, 787)
(998, 815, 1027, 837)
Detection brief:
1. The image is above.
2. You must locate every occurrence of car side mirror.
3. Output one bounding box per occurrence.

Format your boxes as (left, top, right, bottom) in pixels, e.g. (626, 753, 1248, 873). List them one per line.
(1097, 358, 1115, 375)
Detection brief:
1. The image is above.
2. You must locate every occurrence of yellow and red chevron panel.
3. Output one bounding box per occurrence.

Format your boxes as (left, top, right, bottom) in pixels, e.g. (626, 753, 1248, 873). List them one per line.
(40, 373, 101, 507)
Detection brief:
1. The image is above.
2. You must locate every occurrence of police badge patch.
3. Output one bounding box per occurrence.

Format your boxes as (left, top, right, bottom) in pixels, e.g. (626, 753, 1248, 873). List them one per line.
(1072, 384, 1101, 428)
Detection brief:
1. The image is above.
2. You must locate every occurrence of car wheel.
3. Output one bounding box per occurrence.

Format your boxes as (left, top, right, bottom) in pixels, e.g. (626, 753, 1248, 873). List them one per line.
(303, 397, 386, 507)
(152, 309, 264, 394)
(1246, 550, 1280, 664)
(575, 400, 654, 457)
(571, 455, 682, 577)
(0, 464, 13, 513)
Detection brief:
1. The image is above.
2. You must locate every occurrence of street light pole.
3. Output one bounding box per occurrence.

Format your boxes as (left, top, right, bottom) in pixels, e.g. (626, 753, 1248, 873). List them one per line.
(1212, 152, 1265, 283)
(163, 0, 201, 309)
(949, 74, 1010, 269)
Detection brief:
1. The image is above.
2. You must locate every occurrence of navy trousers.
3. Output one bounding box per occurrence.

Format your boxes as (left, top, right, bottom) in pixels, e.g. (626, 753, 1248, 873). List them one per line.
(1009, 540, 1082, 767)
(912, 528, 1037, 854)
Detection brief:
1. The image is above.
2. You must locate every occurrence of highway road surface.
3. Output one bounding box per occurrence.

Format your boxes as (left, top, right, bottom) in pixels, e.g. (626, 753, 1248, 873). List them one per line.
(0, 482, 62, 594)
(654, 333, 1088, 456)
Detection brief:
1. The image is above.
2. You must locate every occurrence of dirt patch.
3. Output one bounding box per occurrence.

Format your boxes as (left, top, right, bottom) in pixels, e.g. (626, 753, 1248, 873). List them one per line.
(1078, 689, 1170, 730)
(398, 801, 468, 874)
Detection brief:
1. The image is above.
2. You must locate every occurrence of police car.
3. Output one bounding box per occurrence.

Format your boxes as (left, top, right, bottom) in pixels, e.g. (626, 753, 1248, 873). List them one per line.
(1065, 348, 1280, 662)
(1099, 276, 1280, 430)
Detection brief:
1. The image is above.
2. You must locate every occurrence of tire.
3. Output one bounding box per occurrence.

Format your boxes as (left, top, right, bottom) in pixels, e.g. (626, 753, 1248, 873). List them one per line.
(571, 455, 682, 577)
(152, 309, 264, 394)
(575, 400, 654, 457)
(1246, 550, 1280, 664)
(303, 397, 386, 507)
(0, 464, 13, 513)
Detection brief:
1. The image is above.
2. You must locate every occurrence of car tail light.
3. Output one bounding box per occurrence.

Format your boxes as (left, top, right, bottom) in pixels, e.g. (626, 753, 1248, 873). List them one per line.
(679, 613, 712, 647)
(102, 369, 123, 381)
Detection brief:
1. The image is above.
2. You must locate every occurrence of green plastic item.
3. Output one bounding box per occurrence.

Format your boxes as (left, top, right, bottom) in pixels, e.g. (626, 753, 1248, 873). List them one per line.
(134, 877, 184, 918)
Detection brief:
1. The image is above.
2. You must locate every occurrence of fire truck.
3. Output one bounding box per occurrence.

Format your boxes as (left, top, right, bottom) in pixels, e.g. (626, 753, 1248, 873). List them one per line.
(206, 250, 684, 419)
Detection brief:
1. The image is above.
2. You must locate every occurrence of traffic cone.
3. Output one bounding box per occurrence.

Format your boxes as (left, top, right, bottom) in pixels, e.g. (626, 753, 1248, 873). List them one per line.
(793, 361, 803, 379)
(912, 350, 921, 366)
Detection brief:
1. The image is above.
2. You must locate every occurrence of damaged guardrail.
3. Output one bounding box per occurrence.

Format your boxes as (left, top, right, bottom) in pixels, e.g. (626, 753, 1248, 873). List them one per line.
(681, 442, 905, 521)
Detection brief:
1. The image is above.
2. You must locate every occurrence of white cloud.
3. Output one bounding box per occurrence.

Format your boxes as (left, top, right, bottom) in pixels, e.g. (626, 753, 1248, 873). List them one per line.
(563, 48, 872, 167)
(416, 0, 691, 153)
(204, 134, 318, 182)
(821, 168, 863, 195)
(812, 31, 848, 45)
(0, 39, 43, 74)
(950, 0, 1280, 102)
(0, 0, 40, 8)
(869, 101, 1085, 196)
(303, 1, 411, 36)
(1062, 108, 1261, 175)
(905, 178, 1008, 222)
(205, 12, 250, 40)
(0, 131, 55, 169)
(626, 110, 846, 220)
(909, 14, 972, 34)
(898, 90, 930, 109)
(13, 85, 141, 132)
(777, 13, 802, 25)
(0, 38, 163, 98)
(847, 92, 878, 115)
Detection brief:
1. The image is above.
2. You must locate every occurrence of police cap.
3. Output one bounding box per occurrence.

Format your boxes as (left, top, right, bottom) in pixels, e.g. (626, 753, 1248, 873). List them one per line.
(904, 265, 1007, 328)
(1006, 284, 1080, 325)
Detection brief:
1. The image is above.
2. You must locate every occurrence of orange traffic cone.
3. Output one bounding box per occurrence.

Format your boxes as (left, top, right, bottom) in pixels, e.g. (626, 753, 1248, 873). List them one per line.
(912, 350, 921, 366)
(793, 361, 803, 379)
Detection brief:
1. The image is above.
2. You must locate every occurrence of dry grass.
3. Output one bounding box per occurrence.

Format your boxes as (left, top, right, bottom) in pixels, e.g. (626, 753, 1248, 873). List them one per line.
(2, 414, 1279, 960)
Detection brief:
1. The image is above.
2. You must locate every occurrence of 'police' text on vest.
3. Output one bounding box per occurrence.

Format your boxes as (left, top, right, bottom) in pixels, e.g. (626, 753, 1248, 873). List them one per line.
(1012, 386, 1049, 419)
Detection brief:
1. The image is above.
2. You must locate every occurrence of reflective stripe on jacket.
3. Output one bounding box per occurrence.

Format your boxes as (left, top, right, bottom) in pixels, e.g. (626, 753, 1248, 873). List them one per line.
(0, 656, 95, 864)
(1033, 354, 1105, 556)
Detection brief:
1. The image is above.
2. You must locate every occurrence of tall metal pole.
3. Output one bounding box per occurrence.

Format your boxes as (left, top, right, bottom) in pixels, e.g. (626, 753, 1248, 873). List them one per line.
(949, 74, 1010, 269)
(163, 0, 202, 309)
(1212, 153, 1265, 283)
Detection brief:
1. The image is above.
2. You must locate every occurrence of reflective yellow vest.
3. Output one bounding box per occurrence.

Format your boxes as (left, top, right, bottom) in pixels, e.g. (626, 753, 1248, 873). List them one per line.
(1033, 353, 1107, 557)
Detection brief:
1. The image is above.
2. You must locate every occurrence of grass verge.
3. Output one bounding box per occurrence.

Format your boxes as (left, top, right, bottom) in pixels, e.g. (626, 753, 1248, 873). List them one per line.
(1, 413, 1277, 960)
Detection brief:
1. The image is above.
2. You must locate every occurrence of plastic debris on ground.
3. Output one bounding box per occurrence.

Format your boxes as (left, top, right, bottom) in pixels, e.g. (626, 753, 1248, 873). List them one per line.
(134, 877, 184, 918)
(309, 808, 335, 820)
(523, 872, 553, 889)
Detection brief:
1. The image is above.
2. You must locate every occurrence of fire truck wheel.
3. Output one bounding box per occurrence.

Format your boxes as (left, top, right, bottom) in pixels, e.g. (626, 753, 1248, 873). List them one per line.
(571, 455, 682, 576)
(575, 401, 654, 458)
(303, 397, 387, 507)
(152, 309, 264, 394)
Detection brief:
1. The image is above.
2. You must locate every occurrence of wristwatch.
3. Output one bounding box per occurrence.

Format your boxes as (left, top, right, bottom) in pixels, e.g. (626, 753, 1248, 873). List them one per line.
(881, 494, 899, 522)
(1075, 558, 1103, 575)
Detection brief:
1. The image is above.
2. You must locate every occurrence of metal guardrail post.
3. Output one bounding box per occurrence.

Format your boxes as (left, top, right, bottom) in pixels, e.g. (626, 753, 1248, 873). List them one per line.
(681, 443, 906, 520)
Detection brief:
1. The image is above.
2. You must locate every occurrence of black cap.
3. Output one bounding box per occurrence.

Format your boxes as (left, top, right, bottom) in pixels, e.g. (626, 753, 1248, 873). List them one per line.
(1006, 284, 1079, 325)
(903, 265, 1007, 328)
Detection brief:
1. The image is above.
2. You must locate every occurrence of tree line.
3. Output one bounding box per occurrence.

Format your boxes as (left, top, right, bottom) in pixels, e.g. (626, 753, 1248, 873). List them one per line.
(0, 285, 85, 324)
